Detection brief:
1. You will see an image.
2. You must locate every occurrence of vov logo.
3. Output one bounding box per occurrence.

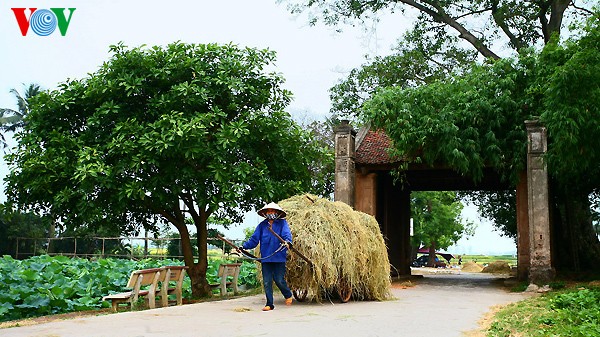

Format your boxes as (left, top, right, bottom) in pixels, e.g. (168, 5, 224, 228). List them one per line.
(12, 8, 76, 36)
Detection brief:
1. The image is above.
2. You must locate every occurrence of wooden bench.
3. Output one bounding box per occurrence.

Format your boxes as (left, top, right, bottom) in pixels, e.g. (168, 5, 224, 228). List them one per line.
(102, 266, 188, 312)
(159, 265, 188, 306)
(210, 263, 241, 296)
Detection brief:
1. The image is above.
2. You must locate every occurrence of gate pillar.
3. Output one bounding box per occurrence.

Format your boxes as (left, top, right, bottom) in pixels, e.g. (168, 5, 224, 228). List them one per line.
(525, 120, 555, 284)
(334, 120, 357, 207)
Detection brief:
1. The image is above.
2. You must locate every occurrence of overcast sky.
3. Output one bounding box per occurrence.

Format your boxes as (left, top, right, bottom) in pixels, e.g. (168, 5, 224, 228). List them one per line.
(0, 0, 516, 254)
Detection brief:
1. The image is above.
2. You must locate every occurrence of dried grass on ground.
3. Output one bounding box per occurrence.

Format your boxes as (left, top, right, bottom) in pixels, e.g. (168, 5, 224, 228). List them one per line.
(482, 261, 511, 274)
(461, 261, 484, 272)
(279, 194, 392, 302)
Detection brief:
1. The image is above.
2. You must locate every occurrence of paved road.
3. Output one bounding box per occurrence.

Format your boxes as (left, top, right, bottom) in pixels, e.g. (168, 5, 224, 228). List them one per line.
(2, 273, 528, 337)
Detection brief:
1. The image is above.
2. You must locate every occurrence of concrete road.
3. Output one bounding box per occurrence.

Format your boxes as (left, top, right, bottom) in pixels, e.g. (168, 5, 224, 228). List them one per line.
(2, 273, 528, 337)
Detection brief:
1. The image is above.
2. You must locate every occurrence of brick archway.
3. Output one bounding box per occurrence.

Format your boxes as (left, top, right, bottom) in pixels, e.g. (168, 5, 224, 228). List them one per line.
(334, 120, 554, 284)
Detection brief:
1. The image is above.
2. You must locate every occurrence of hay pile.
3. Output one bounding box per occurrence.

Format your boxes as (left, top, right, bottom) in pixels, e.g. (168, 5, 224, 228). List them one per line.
(481, 261, 511, 274)
(278, 194, 392, 302)
(461, 261, 484, 272)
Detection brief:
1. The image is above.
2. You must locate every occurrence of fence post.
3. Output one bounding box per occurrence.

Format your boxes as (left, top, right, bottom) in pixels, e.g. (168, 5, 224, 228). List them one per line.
(74, 238, 77, 257)
(15, 238, 19, 259)
(102, 238, 105, 258)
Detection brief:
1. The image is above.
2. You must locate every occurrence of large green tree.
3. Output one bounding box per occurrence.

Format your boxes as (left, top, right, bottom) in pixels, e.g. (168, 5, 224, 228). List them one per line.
(363, 14, 600, 270)
(5, 42, 329, 297)
(283, 0, 599, 272)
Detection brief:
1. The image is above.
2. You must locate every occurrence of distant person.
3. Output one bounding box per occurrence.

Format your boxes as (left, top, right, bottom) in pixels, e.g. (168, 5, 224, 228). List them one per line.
(458, 255, 462, 265)
(239, 202, 293, 311)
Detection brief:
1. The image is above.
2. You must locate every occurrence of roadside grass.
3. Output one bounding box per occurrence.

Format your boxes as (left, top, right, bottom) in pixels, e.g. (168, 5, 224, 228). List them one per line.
(486, 284, 600, 337)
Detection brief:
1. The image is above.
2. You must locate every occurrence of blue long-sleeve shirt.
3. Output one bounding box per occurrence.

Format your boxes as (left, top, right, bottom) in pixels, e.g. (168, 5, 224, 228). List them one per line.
(242, 218, 292, 263)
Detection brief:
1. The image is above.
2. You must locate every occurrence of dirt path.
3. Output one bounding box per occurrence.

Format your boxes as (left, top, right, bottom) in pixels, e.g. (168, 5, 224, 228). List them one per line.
(2, 272, 528, 337)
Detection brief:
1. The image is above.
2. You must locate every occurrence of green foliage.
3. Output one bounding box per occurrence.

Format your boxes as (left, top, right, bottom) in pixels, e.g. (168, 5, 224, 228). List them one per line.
(538, 13, 600, 191)
(411, 191, 472, 251)
(6, 42, 322, 231)
(364, 57, 531, 185)
(300, 116, 336, 195)
(0, 255, 258, 322)
(460, 255, 517, 266)
(488, 286, 600, 337)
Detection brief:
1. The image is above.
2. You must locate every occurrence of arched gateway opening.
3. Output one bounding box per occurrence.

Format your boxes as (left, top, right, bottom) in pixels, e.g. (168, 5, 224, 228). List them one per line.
(334, 121, 554, 284)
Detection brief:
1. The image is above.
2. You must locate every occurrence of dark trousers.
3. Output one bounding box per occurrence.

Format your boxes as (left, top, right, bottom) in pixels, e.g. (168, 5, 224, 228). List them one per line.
(261, 262, 292, 309)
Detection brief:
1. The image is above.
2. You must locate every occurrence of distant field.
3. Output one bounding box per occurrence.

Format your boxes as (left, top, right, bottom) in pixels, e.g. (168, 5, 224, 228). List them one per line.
(459, 254, 517, 266)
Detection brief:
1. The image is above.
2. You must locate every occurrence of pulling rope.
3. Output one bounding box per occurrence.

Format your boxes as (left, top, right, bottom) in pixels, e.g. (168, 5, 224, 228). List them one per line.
(216, 234, 287, 262)
(237, 243, 286, 261)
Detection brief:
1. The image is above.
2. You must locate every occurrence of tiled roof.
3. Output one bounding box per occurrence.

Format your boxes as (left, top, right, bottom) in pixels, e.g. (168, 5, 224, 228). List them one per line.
(355, 128, 397, 165)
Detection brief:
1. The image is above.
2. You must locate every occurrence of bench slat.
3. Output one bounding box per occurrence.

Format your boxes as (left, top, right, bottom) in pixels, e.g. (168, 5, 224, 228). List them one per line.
(102, 266, 188, 312)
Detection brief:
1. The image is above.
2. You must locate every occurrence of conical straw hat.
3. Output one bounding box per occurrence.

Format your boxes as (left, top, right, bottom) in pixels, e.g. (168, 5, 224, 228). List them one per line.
(257, 202, 287, 219)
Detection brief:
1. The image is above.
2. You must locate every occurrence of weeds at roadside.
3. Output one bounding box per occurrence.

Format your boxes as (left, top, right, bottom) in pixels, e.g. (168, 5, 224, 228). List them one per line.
(487, 284, 600, 337)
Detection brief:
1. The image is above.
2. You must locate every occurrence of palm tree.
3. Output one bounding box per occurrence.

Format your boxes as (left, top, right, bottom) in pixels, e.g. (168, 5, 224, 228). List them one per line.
(0, 83, 42, 150)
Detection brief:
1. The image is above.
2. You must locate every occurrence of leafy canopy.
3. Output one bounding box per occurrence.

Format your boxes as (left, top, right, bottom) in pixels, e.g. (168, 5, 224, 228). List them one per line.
(5, 42, 327, 235)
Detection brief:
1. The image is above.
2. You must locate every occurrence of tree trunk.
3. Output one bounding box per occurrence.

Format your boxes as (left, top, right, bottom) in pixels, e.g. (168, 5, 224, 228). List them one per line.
(546, 0, 570, 42)
(172, 219, 209, 299)
(193, 209, 211, 298)
(427, 244, 436, 267)
(47, 220, 55, 254)
(551, 183, 600, 274)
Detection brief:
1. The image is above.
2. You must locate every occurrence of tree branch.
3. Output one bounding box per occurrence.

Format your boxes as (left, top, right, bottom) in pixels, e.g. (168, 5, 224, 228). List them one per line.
(490, 0, 525, 51)
(571, 2, 594, 15)
(399, 0, 501, 60)
(537, 0, 552, 42)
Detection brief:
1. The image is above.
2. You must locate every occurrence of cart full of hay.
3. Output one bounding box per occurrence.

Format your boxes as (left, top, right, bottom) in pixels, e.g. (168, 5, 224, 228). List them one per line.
(278, 194, 392, 303)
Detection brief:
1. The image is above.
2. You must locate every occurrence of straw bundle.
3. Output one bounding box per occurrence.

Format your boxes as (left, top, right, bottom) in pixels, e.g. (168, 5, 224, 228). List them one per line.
(461, 261, 484, 272)
(278, 194, 392, 302)
(481, 261, 511, 274)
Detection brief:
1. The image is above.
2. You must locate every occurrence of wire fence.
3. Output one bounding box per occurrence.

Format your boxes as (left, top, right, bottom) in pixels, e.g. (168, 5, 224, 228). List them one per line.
(8, 236, 246, 260)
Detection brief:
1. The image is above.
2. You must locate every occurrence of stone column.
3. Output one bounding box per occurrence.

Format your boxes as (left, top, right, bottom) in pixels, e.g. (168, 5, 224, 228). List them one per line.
(334, 120, 357, 207)
(525, 120, 555, 284)
(515, 170, 530, 281)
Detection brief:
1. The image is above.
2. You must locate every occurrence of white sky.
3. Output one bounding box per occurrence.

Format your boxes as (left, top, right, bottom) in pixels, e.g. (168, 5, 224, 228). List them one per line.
(0, 0, 516, 254)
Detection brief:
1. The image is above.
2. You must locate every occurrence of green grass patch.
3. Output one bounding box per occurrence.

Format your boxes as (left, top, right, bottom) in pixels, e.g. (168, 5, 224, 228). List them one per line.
(487, 286, 600, 337)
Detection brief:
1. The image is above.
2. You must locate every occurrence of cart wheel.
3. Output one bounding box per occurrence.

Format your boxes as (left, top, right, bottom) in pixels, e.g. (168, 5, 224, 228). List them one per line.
(292, 289, 308, 302)
(337, 280, 352, 303)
